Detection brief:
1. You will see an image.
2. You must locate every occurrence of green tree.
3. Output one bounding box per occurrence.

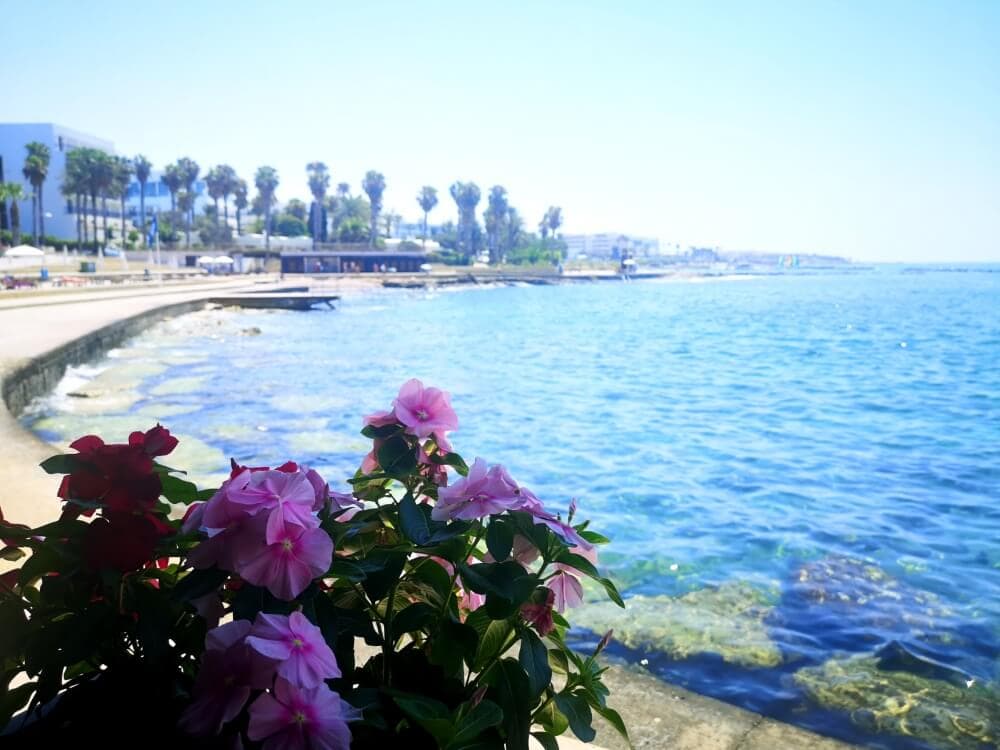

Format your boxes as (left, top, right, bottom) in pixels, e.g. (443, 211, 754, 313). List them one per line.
(504, 206, 526, 258)
(175, 158, 200, 245)
(276, 213, 308, 237)
(61, 152, 87, 249)
(449, 181, 481, 258)
(416, 186, 438, 250)
(0, 183, 25, 245)
(22, 142, 51, 244)
(233, 178, 248, 236)
(133, 155, 152, 246)
(285, 198, 307, 221)
(218, 164, 238, 229)
(254, 166, 279, 251)
(545, 206, 563, 240)
(484, 185, 509, 264)
(381, 211, 401, 238)
(162, 164, 184, 214)
(205, 166, 226, 224)
(361, 170, 385, 248)
(307, 161, 330, 248)
(336, 182, 350, 198)
(177, 190, 195, 247)
(112, 156, 133, 245)
(94, 151, 115, 246)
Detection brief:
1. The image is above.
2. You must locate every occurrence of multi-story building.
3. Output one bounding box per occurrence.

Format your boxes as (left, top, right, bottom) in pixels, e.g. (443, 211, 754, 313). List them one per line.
(563, 232, 661, 259)
(0, 122, 115, 242)
(124, 169, 209, 222)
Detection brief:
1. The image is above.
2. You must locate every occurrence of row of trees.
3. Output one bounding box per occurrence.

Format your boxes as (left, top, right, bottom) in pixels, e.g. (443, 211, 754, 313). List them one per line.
(0, 142, 566, 265)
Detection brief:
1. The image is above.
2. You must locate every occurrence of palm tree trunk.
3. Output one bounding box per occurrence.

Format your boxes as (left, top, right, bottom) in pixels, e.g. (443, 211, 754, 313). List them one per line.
(91, 193, 98, 246)
(423, 211, 428, 250)
(140, 187, 146, 248)
(38, 182, 45, 243)
(11, 202, 21, 245)
(30, 193, 38, 245)
(214, 198, 220, 224)
(223, 199, 229, 231)
(236, 208, 241, 236)
(102, 194, 109, 246)
(265, 205, 271, 251)
(75, 196, 82, 250)
(369, 210, 377, 249)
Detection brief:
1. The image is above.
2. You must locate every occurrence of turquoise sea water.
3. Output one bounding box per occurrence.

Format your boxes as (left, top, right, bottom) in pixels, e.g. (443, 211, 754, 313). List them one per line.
(24, 266, 1000, 749)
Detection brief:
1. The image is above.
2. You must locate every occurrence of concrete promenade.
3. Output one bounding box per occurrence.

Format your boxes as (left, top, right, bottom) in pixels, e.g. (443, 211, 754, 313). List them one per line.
(0, 279, 857, 750)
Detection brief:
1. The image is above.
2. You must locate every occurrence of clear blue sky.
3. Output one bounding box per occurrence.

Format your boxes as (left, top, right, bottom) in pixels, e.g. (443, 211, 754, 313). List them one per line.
(3, 0, 998, 261)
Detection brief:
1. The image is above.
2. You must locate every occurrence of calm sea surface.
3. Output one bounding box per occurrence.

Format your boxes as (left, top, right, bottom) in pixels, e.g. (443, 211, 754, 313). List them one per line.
(24, 266, 1000, 749)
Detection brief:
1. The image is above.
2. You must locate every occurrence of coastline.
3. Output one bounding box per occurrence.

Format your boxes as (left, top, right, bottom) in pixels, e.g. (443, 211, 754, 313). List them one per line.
(0, 274, 857, 750)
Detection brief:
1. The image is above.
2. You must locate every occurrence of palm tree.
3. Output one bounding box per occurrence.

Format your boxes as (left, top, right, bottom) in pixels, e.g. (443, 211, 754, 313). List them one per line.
(234, 179, 248, 236)
(61, 153, 86, 250)
(306, 162, 330, 249)
(162, 164, 183, 213)
(449, 182, 481, 258)
(205, 166, 225, 223)
(218, 165, 237, 229)
(175, 158, 200, 242)
(361, 171, 385, 248)
(0, 183, 26, 245)
(112, 156, 133, 245)
(23, 142, 51, 243)
(504, 206, 524, 258)
(417, 186, 438, 250)
(545, 206, 563, 239)
(336, 182, 350, 198)
(484, 185, 509, 264)
(133, 155, 152, 247)
(94, 151, 115, 247)
(254, 166, 279, 251)
(22, 160, 39, 244)
(177, 190, 195, 247)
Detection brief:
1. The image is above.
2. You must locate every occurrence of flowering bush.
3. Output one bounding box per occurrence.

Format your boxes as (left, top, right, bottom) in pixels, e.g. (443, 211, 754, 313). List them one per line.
(0, 380, 628, 749)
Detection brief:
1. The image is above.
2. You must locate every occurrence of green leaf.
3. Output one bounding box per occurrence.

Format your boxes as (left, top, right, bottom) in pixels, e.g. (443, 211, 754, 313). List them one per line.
(38, 454, 87, 475)
(159, 473, 201, 505)
(459, 562, 536, 601)
(467, 612, 513, 672)
(548, 649, 570, 675)
(599, 576, 626, 608)
(0, 682, 36, 728)
(534, 698, 569, 735)
(438, 451, 470, 477)
(376, 435, 418, 479)
(485, 521, 514, 563)
(359, 549, 408, 602)
(449, 699, 503, 748)
(409, 557, 454, 606)
(485, 658, 532, 750)
(580, 530, 610, 545)
(555, 693, 596, 743)
(392, 692, 454, 746)
(398, 493, 433, 546)
(391, 602, 436, 640)
(518, 629, 552, 700)
(173, 566, 228, 602)
(17, 544, 65, 587)
(326, 558, 368, 582)
(531, 732, 560, 750)
(593, 703, 631, 745)
(430, 617, 479, 676)
(361, 422, 401, 440)
(554, 551, 601, 580)
(0, 547, 25, 561)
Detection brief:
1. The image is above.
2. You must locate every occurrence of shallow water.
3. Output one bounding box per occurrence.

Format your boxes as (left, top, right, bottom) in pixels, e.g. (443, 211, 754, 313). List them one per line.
(23, 266, 1000, 749)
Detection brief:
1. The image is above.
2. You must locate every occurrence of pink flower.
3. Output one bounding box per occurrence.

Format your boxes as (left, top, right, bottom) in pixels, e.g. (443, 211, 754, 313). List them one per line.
(227, 469, 320, 544)
(512, 535, 540, 567)
(392, 379, 458, 440)
(178, 620, 276, 737)
(237, 517, 333, 600)
(521, 589, 556, 636)
(527, 507, 594, 551)
(546, 570, 585, 612)
(128, 424, 179, 457)
(248, 679, 359, 750)
(431, 458, 529, 521)
(246, 612, 341, 688)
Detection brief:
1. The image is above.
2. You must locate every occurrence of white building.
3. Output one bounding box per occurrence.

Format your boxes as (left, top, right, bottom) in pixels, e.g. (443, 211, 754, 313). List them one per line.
(124, 168, 209, 223)
(0, 123, 115, 242)
(563, 232, 661, 259)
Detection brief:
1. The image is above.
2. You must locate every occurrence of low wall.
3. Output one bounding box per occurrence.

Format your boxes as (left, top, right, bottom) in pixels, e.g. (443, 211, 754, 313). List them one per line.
(1, 299, 208, 417)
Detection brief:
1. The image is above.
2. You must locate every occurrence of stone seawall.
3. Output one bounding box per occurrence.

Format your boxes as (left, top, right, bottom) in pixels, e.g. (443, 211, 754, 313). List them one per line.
(1, 299, 208, 417)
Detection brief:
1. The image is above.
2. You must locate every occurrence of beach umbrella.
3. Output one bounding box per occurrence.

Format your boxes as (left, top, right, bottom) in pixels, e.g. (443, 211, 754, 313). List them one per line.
(4, 244, 45, 258)
(196, 255, 215, 265)
(213, 256, 235, 264)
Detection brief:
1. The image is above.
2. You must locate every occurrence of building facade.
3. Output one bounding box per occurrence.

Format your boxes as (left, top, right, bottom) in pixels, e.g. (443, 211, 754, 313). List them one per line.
(124, 169, 209, 222)
(0, 123, 115, 242)
(563, 232, 661, 259)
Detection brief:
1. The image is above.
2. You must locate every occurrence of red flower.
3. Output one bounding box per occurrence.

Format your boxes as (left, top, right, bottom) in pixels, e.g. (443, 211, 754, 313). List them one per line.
(521, 588, 556, 637)
(83, 512, 161, 573)
(128, 424, 179, 457)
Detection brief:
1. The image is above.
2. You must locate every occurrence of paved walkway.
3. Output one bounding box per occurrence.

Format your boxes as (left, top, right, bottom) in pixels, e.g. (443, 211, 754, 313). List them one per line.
(0, 280, 857, 750)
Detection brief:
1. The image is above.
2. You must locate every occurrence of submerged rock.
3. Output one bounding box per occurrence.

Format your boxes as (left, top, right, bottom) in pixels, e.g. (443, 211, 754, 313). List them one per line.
(794, 653, 1000, 749)
(572, 581, 782, 668)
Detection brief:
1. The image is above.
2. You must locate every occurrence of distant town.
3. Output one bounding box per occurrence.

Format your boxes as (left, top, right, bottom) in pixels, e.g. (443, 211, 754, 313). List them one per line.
(1, 122, 850, 277)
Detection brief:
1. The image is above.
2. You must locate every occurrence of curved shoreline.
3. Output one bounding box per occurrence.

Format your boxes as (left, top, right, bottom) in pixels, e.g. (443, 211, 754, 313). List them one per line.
(0, 280, 856, 750)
